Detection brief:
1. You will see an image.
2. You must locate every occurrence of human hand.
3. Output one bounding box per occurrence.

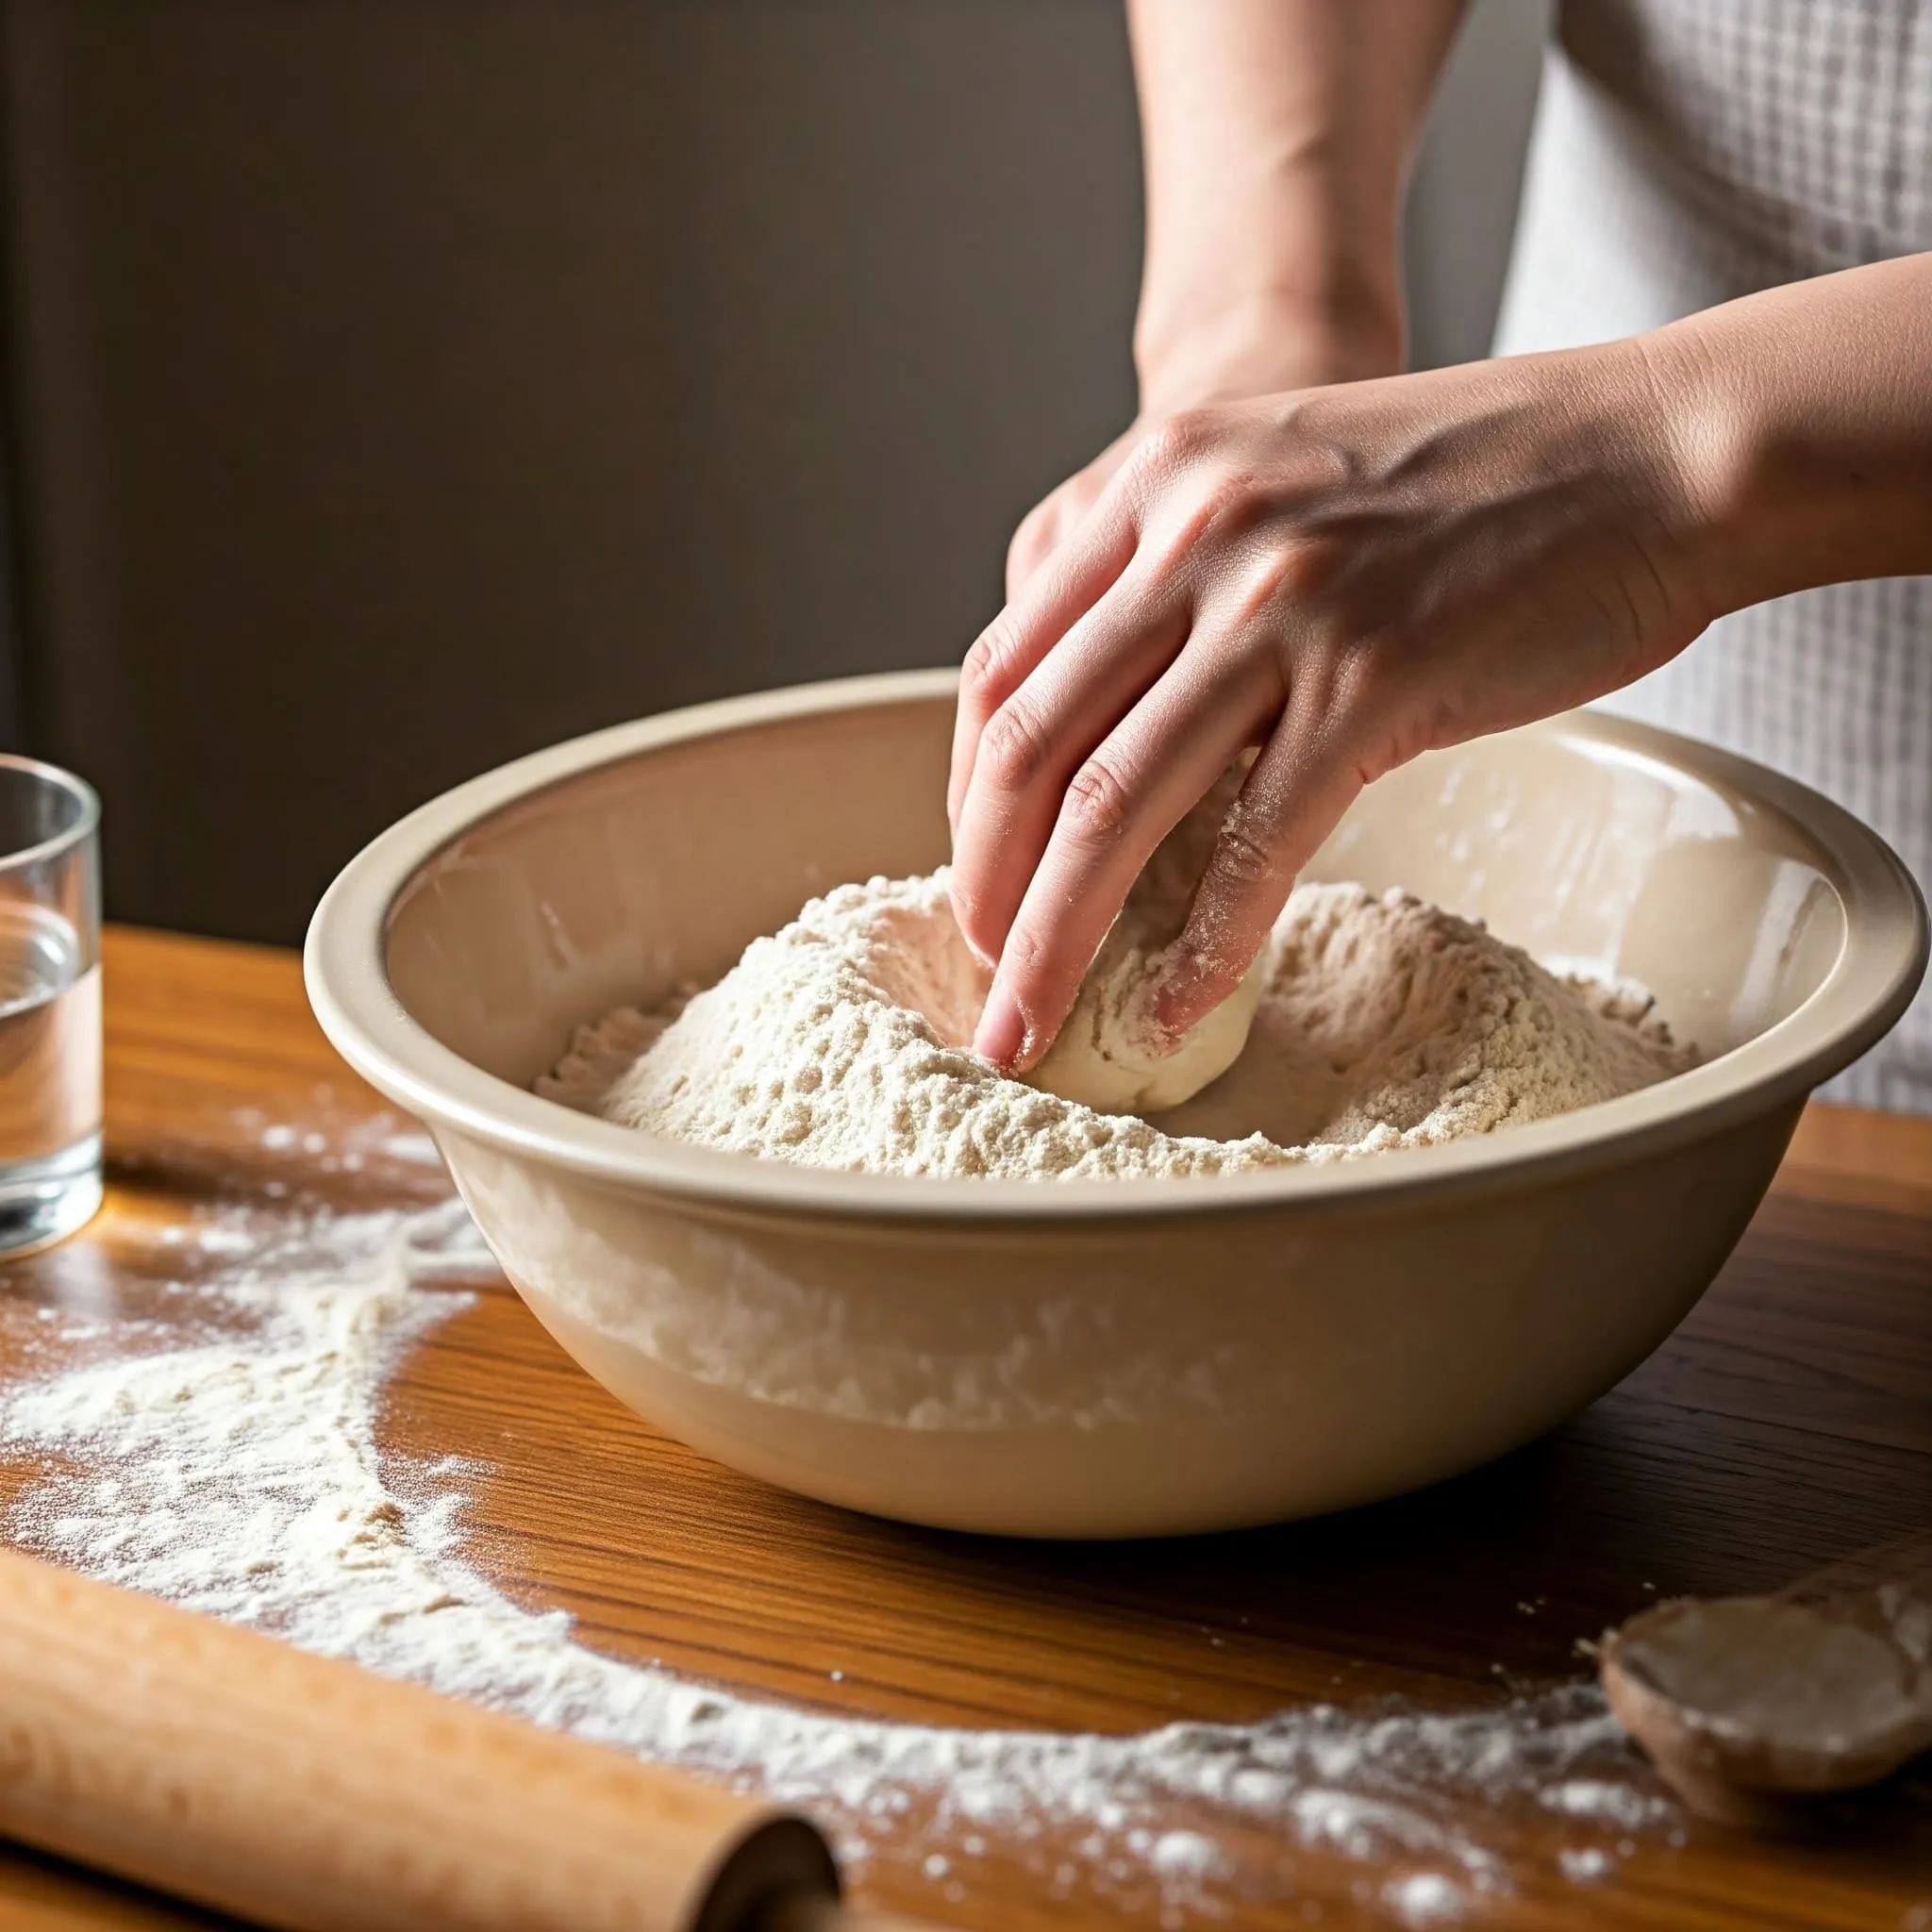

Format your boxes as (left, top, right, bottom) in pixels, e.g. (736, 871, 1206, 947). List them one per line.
(949, 337, 1715, 1073)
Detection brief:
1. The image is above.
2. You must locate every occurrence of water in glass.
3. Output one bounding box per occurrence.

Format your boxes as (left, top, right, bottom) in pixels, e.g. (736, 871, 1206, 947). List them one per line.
(0, 900, 102, 1251)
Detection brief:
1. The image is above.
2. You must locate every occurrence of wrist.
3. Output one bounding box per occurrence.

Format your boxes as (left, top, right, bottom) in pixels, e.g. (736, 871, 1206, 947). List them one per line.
(1134, 278, 1404, 415)
(1629, 267, 1932, 616)
(1594, 325, 1742, 633)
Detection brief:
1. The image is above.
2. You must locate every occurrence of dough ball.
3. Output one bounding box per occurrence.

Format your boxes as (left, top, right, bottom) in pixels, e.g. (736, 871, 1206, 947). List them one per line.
(1026, 944, 1265, 1114)
(1024, 758, 1263, 1115)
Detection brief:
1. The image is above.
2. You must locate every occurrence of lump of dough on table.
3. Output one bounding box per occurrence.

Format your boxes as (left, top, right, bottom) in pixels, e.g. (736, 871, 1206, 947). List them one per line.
(1024, 759, 1263, 1115)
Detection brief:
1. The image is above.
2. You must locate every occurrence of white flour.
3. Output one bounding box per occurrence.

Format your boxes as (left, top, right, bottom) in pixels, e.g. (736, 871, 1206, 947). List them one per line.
(541, 875, 1690, 1180)
(0, 1122, 1681, 1926)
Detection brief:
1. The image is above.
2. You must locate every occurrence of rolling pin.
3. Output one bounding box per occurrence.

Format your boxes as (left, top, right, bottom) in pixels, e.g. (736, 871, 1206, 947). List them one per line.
(0, 1545, 935, 1932)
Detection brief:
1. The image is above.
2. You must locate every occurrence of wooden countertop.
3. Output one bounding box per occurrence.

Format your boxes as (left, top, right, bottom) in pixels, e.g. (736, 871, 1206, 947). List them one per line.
(0, 926, 1927, 1930)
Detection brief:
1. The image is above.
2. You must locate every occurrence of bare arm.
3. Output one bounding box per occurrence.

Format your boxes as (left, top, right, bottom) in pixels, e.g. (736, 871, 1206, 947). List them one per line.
(1128, 0, 1467, 408)
(998, 0, 1468, 603)
(1657, 254, 1932, 618)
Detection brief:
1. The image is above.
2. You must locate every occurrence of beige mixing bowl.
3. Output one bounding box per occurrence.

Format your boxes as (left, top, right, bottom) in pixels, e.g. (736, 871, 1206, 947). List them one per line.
(306, 670, 1925, 1539)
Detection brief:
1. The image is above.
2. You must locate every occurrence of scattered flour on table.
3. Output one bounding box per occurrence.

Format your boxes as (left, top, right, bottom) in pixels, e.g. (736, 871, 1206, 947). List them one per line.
(540, 874, 1690, 1180)
(0, 1119, 1682, 1925)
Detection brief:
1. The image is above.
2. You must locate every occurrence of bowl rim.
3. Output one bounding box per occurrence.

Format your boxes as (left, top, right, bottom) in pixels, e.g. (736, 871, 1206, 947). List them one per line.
(306, 668, 1927, 1226)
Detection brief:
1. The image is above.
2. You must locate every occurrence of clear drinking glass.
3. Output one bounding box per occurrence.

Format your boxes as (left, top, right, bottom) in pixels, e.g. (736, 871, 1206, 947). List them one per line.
(0, 757, 101, 1255)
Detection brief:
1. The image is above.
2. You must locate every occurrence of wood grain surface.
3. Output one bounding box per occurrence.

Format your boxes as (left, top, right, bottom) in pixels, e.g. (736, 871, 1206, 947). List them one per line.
(0, 926, 1925, 1931)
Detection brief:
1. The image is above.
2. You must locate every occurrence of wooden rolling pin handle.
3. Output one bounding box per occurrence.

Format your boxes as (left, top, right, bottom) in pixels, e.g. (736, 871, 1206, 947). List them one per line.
(0, 1546, 941, 1932)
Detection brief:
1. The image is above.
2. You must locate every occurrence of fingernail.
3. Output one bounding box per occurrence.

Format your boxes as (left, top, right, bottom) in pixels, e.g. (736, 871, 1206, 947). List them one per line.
(974, 979, 1028, 1068)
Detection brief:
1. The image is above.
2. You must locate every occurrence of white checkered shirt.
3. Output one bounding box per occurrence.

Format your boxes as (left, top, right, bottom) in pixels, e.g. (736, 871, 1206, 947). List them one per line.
(1494, 0, 1932, 1111)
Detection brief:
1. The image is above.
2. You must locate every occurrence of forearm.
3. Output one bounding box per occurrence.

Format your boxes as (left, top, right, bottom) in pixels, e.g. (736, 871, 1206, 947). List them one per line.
(1650, 254, 1932, 617)
(1126, 0, 1466, 408)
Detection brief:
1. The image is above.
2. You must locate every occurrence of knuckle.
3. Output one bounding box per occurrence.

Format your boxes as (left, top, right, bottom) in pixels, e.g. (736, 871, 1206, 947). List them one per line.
(1179, 470, 1256, 542)
(1131, 407, 1212, 478)
(959, 635, 998, 702)
(1206, 808, 1281, 895)
(979, 698, 1052, 792)
(998, 919, 1051, 986)
(960, 614, 1021, 705)
(1002, 920, 1086, 1036)
(1284, 626, 1393, 730)
(1301, 633, 1433, 786)
(1008, 495, 1058, 564)
(1161, 407, 1217, 458)
(1171, 954, 1241, 1022)
(1240, 541, 1367, 671)
(1271, 532, 1348, 603)
(1016, 491, 1057, 541)
(1058, 755, 1136, 848)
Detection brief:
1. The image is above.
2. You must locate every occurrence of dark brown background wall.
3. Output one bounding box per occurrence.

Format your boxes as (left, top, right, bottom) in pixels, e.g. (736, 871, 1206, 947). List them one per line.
(0, 0, 1542, 944)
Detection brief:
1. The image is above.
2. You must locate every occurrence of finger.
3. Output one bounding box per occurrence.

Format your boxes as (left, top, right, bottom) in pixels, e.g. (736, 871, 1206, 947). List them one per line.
(946, 499, 1138, 839)
(1004, 506, 1053, 606)
(974, 643, 1283, 1070)
(1006, 490, 1079, 604)
(1152, 684, 1370, 1039)
(948, 562, 1191, 974)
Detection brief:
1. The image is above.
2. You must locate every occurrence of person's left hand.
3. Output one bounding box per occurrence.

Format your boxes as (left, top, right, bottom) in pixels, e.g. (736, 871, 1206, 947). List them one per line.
(947, 339, 1718, 1073)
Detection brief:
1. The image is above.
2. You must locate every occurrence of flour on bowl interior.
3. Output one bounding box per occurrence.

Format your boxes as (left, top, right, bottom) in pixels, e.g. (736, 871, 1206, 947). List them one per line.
(540, 873, 1690, 1180)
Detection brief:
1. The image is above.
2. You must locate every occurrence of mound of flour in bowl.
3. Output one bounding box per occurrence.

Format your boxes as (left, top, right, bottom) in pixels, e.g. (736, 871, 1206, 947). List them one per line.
(539, 873, 1690, 1182)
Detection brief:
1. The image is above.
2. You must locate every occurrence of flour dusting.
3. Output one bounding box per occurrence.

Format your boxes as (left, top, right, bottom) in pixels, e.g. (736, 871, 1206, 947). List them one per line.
(0, 1122, 1680, 1923)
(541, 874, 1690, 1180)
